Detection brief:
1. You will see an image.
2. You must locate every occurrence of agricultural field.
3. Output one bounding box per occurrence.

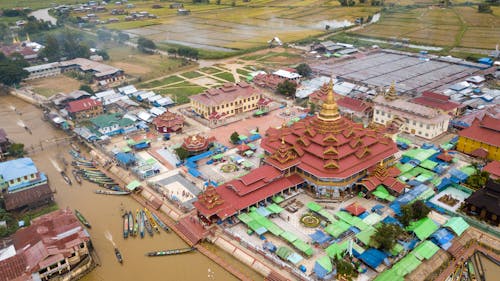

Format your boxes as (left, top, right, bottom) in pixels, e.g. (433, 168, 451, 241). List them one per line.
(78, 0, 382, 51)
(351, 5, 500, 50)
(27, 75, 82, 97)
(106, 46, 193, 81)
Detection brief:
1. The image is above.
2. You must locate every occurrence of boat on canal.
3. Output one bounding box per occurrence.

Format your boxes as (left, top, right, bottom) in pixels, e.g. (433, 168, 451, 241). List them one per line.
(143, 210, 153, 237)
(128, 211, 134, 236)
(114, 248, 123, 264)
(139, 210, 145, 238)
(123, 212, 129, 239)
(144, 208, 160, 234)
(75, 209, 91, 228)
(72, 169, 82, 184)
(134, 210, 139, 236)
(146, 247, 196, 257)
(61, 171, 72, 185)
(94, 189, 130, 195)
(71, 143, 81, 153)
(151, 212, 170, 233)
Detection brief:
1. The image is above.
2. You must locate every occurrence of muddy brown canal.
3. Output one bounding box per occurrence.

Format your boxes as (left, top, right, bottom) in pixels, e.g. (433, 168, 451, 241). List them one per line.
(1, 95, 260, 281)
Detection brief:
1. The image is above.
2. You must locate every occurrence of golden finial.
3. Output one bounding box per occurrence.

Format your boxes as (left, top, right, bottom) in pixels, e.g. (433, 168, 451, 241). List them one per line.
(385, 82, 398, 101)
(26, 33, 31, 42)
(318, 77, 341, 121)
(281, 136, 285, 144)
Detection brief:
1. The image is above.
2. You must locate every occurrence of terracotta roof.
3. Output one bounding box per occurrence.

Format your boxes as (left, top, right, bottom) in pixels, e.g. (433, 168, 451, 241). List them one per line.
(66, 98, 102, 113)
(360, 165, 406, 194)
(182, 134, 211, 152)
(336, 96, 372, 113)
(253, 73, 286, 89)
(0, 254, 27, 281)
(193, 167, 304, 220)
(458, 117, 500, 147)
(152, 111, 184, 131)
(437, 152, 454, 162)
(471, 147, 489, 159)
(190, 82, 261, 106)
(483, 161, 500, 179)
(4, 184, 53, 211)
(345, 202, 366, 216)
(479, 115, 500, 131)
(410, 91, 461, 111)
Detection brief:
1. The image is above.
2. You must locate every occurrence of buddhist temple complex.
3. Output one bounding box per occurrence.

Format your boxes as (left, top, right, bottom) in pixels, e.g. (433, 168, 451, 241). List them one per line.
(152, 110, 185, 133)
(182, 134, 214, 154)
(359, 162, 406, 195)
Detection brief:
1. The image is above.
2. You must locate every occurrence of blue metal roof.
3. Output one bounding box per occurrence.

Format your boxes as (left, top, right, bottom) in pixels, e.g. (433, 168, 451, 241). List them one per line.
(0, 158, 38, 182)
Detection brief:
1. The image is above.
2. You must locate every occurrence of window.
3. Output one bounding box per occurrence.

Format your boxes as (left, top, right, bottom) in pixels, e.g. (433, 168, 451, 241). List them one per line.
(24, 176, 28, 180)
(388, 113, 391, 118)
(381, 111, 385, 116)
(413, 120, 416, 125)
(426, 124, 430, 129)
(425, 133, 428, 137)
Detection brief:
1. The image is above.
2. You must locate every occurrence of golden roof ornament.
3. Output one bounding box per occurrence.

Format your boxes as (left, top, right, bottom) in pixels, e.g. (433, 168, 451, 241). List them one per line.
(385, 82, 398, 101)
(318, 78, 341, 121)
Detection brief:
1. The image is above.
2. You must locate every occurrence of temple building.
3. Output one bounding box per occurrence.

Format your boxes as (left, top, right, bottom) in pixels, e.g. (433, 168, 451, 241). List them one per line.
(182, 134, 215, 155)
(372, 84, 451, 140)
(152, 111, 184, 133)
(462, 179, 500, 226)
(261, 80, 398, 197)
(0, 209, 94, 281)
(456, 115, 500, 161)
(358, 162, 407, 197)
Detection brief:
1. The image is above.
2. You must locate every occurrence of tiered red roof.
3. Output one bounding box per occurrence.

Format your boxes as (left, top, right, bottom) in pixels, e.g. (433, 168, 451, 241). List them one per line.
(458, 115, 500, 147)
(309, 83, 371, 114)
(152, 110, 184, 132)
(0, 209, 90, 280)
(182, 134, 213, 153)
(193, 166, 304, 220)
(410, 91, 461, 112)
(345, 202, 366, 216)
(66, 98, 102, 113)
(483, 161, 500, 179)
(359, 163, 406, 194)
(261, 82, 398, 179)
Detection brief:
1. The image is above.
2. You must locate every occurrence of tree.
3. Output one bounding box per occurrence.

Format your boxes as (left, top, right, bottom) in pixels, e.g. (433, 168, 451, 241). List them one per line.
(334, 258, 358, 280)
(96, 50, 110, 60)
(117, 32, 130, 42)
(0, 207, 18, 238)
(41, 34, 60, 62)
(230, 132, 240, 144)
(478, 3, 492, 13)
(79, 84, 94, 94)
(370, 223, 404, 251)
(399, 200, 431, 226)
(0, 54, 29, 86)
(137, 37, 156, 53)
(276, 80, 297, 96)
(168, 48, 178, 58)
(175, 147, 190, 160)
(338, 0, 348, 6)
(466, 163, 490, 190)
(309, 102, 316, 115)
(7, 143, 25, 158)
(295, 63, 312, 77)
(97, 29, 112, 41)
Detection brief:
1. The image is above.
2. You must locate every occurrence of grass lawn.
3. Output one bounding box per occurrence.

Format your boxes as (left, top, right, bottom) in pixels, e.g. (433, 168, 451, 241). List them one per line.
(157, 85, 207, 104)
(236, 68, 251, 76)
(106, 46, 193, 81)
(200, 67, 223, 74)
(180, 71, 203, 79)
(28, 75, 82, 97)
(214, 72, 235, 82)
(139, 75, 184, 89)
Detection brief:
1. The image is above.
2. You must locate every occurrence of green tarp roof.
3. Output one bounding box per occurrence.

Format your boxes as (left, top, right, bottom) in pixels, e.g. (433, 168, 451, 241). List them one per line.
(336, 211, 355, 224)
(356, 227, 376, 245)
(247, 143, 256, 149)
(212, 153, 224, 160)
(242, 160, 254, 167)
(392, 253, 421, 276)
(325, 220, 351, 238)
(276, 246, 293, 260)
(396, 137, 412, 145)
(122, 146, 132, 152)
(266, 203, 284, 214)
(413, 240, 440, 260)
(237, 213, 252, 224)
(374, 269, 404, 281)
(390, 243, 404, 256)
(420, 159, 438, 170)
(126, 180, 141, 191)
(363, 213, 382, 226)
(460, 166, 476, 176)
(238, 135, 248, 140)
(325, 240, 349, 259)
(352, 217, 371, 230)
(292, 239, 313, 256)
(373, 185, 393, 201)
(265, 222, 284, 236)
(281, 231, 298, 243)
(407, 217, 439, 241)
(403, 148, 439, 162)
(316, 256, 333, 273)
(307, 201, 322, 212)
(272, 195, 284, 203)
(317, 209, 337, 223)
(396, 163, 414, 174)
(417, 188, 435, 201)
(444, 217, 470, 236)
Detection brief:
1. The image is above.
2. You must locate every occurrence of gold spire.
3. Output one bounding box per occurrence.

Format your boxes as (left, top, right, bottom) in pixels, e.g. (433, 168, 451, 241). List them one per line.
(385, 82, 398, 101)
(318, 78, 341, 121)
(26, 33, 31, 42)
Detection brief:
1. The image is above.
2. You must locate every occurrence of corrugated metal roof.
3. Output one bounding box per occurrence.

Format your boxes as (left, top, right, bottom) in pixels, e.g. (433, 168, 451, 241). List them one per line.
(0, 158, 38, 182)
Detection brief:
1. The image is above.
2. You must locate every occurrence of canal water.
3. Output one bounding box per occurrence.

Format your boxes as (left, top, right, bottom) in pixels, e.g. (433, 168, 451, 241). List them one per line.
(0, 95, 261, 280)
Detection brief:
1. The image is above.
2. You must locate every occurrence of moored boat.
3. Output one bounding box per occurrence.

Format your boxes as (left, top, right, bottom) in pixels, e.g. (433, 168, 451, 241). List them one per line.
(139, 210, 145, 238)
(75, 209, 91, 228)
(61, 171, 72, 185)
(143, 210, 153, 237)
(146, 247, 196, 257)
(134, 210, 139, 236)
(128, 211, 134, 236)
(151, 212, 170, 233)
(71, 143, 81, 153)
(94, 189, 131, 195)
(72, 169, 82, 184)
(114, 248, 123, 264)
(123, 213, 129, 239)
(144, 208, 160, 233)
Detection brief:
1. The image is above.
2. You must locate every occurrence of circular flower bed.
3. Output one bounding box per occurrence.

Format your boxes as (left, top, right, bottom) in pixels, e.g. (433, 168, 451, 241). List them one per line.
(221, 163, 238, 173)
(300, 213, 321, 228)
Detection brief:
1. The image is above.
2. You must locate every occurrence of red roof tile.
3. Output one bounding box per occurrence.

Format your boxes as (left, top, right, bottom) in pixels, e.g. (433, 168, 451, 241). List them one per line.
(483, 161, 500, 179)
(336, 96, 372, 113)
(480, 115, 500, 131)
(66, 98, 102, 113)
(459, 117, 500, 147)
(410, 91, 461, 111)
(152, 111, 184, 131)
(190, 82, 261, 106)
(345, 202, 366, 216)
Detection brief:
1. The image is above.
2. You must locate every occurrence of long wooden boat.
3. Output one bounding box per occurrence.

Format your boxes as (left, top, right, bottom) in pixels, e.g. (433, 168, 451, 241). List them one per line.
(134, 210, 139, 237)
(61, 171, 72, 185)
(75, 210, 91, 228)
(72, 169, 82, 184)
(144, 208, 160, 234)
(146, 247, 196, 257)
(151, 212, 170, 233)
(128, 211, 134, 236)
(139, 210, 145, 238)
(94, 189, 130, 195)
(143, 210, 153, 237)
(71, 143, 81, 153)
(114, 248, 123, 264)
(123, 213, 129, 239)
